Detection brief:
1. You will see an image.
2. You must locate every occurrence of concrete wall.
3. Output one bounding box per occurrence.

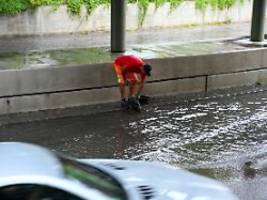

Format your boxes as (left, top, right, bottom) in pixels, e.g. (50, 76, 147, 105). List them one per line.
(0, 48, 267, 115)
(0, 1, 253, 36)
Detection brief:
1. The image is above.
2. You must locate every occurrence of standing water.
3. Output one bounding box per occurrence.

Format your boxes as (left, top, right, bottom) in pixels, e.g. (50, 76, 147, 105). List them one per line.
(0, 87, 267, 200)
(0, 41, 248, 70)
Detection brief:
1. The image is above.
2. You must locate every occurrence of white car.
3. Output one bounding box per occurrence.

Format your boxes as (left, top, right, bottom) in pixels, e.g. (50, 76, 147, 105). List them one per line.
(0, 142, 238, 200)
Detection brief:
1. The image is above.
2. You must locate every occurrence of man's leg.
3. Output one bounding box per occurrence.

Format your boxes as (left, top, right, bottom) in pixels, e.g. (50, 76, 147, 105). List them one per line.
(113, 64, 126, 98)
(129, 82, 139, 98)
(113, 64, 129, 109)
(127, 74, 142, 112)
(118, 82, 127, 99)
(128, 73, 142, 97)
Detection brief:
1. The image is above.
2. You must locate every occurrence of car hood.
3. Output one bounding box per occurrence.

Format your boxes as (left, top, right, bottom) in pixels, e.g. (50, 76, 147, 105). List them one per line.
(80, 159, 238, 200)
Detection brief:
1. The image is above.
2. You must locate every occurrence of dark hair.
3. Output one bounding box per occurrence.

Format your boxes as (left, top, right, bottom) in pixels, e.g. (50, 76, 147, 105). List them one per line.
(143, 64, 152, 76)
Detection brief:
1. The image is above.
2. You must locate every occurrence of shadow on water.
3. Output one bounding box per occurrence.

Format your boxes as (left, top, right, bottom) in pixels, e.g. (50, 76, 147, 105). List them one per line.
(0, 88, 267, 199)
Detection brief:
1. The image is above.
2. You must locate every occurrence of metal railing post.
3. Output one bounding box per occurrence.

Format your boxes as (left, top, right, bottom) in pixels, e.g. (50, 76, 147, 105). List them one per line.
(251, 0, 267, 42)
(111, 0, 126, 52)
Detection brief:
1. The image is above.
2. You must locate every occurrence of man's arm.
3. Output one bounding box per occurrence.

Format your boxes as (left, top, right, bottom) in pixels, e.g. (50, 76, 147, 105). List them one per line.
(136, 77, 150, 105)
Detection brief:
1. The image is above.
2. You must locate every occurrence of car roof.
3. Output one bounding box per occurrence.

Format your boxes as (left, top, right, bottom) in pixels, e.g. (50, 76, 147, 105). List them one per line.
(0, 142, 64, 178)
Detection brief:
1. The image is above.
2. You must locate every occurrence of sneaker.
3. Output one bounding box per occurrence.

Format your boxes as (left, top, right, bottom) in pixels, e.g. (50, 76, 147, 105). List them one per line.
(138, 95, 150, 105)
(121, 98, 130, 109)
(128, 97, 141, 112)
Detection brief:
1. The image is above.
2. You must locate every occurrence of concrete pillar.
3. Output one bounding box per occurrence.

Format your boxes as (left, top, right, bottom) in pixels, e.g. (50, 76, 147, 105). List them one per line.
(111, 0, 126, 52)
(251, 0, 267, 42)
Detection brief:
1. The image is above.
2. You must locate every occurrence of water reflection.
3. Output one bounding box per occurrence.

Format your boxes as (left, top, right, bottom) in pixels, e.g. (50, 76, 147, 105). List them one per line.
(0, 89, 266, 199)
(126, 97, 267, 168)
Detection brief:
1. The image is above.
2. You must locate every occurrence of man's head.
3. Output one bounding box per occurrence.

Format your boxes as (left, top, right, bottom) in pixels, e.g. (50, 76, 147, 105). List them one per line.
(143, 64, 152, 76)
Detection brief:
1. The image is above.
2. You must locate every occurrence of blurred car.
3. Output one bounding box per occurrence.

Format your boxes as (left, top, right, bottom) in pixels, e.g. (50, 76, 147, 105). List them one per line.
(0, 142, 238, 200)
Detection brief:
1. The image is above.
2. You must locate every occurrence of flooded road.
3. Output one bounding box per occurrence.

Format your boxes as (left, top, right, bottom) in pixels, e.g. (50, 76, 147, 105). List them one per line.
(0, 87, 267, 200)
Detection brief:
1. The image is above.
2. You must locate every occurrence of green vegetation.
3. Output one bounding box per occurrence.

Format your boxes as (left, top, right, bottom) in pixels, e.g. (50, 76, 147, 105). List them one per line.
(0, 0, 111, 16)
(0, 0, 31, 15)
(195, 0, 242, 10)
(0, 0, 247, 19)
(169, 0, 184, 10)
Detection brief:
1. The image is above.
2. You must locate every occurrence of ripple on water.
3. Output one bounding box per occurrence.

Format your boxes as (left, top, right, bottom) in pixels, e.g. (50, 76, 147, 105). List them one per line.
(0, 88, 266, 200)
(125, 96, 267, 172)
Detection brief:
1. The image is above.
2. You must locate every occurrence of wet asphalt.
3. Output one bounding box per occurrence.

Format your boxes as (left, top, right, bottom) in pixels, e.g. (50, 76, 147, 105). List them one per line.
(0, 22, 255, 54)
(0, 86, 266, 200)
(1, 21, 267, 200)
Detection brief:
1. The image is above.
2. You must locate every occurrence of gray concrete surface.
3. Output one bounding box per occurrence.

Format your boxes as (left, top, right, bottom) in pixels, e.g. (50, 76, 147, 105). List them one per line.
(0, 22, 267, 115)
(144, 76, 206, 96)
(0, 45, 267, 114)
(0, 87, 120, 114)
(0, 76, 206, 114)
(0, 63, 115, 96)
(0, 45, 266, 115)
(0, 47, 265, 97)
(0, 21, 262, 53)
(207, 69, 267, 91)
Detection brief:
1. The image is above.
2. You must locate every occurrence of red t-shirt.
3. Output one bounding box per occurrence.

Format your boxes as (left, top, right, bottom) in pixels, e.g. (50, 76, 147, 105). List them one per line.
(114, 55, 145, 73)
(113, 55, 147, 81)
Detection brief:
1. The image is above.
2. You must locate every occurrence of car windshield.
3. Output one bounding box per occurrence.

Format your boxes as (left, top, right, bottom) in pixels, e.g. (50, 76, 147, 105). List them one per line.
(58, 156, 127, 200)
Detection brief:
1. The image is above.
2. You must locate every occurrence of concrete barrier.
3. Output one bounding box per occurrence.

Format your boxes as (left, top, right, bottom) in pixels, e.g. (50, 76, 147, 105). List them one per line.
(207, 69, 267, 91)
(0, 63, 115, 97)
(0, 48, 266, 115)
(0, 49, 265, 98)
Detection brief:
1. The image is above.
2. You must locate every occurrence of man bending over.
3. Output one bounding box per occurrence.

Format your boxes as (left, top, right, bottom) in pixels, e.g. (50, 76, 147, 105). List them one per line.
(113, 55, 152, 112)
